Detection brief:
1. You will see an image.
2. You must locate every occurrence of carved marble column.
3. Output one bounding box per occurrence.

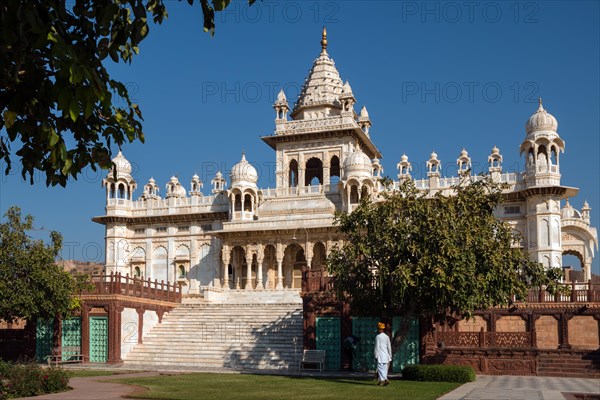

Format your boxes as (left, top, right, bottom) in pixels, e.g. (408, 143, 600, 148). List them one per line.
(276, 242, 284, 290)
(323, 152, 331, 185)
(256, 244, 264, 290)
(305, 240, 313, 270)
(298, 168, 305, 188)
(221, 245, 230, 290)
(245, 247, 253, 290)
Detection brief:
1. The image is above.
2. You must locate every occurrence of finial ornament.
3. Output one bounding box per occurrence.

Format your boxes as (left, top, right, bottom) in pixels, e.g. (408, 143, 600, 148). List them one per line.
(321, 26, 328, 53)
(538, 97, 544, 111)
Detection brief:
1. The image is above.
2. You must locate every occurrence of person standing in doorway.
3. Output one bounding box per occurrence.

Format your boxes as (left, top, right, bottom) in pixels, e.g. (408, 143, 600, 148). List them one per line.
(374, 322, 392, 386)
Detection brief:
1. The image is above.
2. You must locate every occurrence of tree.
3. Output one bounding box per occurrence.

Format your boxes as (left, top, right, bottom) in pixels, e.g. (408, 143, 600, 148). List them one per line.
(0, 0, 254, 186)
(0, 206, 90, 322)
(327, 177, 560, 323)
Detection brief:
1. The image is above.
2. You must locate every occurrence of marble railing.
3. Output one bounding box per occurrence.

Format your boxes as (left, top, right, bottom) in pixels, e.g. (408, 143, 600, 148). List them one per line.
(274, 116, 357, 135)
(261, 184, 338, 198)
(395, 172, 524, 192)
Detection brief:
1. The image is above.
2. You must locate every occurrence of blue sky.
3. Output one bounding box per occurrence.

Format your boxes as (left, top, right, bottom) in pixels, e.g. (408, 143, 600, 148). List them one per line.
(1, 1, 599, 274)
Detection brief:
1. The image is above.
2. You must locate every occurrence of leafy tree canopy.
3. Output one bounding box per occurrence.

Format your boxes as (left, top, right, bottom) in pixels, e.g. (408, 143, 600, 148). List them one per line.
(0, 0, 253, 186)
(327, 177, 561, 321)
(0, 206, 91, 322)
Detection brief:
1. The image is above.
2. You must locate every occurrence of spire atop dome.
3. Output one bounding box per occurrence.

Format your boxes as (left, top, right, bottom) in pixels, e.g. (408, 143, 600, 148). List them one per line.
(321, 26, 328, 54)
(291, 29, 344, 119)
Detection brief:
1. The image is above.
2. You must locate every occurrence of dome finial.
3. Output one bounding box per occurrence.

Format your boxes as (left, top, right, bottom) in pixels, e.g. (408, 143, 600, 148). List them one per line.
(321, 26, 328, 53)
(538, 97, 543, 110)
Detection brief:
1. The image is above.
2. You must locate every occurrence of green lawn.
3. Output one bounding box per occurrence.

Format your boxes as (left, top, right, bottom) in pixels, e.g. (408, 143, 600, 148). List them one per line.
(117, 373, 461, 400)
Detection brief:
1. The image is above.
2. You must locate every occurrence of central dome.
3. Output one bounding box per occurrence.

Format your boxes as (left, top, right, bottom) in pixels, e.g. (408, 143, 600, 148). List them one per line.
(230, 153, 258, 185)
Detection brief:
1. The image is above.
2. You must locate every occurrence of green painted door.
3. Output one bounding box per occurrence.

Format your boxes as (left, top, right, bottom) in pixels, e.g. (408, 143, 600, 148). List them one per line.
(35, 318, 54, 362)
(89, 316, 108, 363)
(316, 316, 341, 370)
(61, 317, 82, 361)
(392, 317, 419, 372)
(351, 317, 379, 372)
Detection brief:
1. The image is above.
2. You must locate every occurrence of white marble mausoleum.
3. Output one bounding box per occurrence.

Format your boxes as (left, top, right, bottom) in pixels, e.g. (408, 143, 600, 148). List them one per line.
(93, 29, 598, 302)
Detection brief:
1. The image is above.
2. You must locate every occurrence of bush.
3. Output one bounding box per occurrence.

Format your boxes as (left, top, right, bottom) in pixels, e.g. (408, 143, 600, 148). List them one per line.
(402, 364, 476, 383)
(0, 360, 70, 399)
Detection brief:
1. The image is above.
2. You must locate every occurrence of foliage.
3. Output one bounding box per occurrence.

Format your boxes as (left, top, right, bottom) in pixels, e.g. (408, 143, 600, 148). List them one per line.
(402, 364, 476, 383)
(117, 372, 460, 400)
(328, 177, 557, 320)
(0, 206, 88, 322)
(0, 360, 69, 399)
(0, 0, 255, 186)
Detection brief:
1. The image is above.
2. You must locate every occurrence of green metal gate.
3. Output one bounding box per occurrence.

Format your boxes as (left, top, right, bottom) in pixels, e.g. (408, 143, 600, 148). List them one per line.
(35, 318, 54, 362)
(351, 317, 379, 371)
(392, 317, 419, 372)
(315, 316, 341, 370)
(89, 316, 108, 363)
(61, 317, 82, 362)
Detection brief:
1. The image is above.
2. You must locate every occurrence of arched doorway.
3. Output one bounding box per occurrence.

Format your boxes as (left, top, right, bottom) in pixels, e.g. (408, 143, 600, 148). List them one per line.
(284, 244, 305, 289)
(305, 158, 323, 186)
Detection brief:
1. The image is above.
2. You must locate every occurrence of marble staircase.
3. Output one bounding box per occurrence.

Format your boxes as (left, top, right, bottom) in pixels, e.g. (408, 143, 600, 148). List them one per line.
(124, 303, 304, 370)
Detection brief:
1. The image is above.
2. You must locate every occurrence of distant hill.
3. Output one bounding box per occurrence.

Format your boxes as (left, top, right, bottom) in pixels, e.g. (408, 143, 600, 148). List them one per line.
(58, 260, 104, 277)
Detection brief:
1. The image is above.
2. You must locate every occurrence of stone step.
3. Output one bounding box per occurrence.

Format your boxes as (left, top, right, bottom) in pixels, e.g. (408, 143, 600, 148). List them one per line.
(124, 302, 303, 370)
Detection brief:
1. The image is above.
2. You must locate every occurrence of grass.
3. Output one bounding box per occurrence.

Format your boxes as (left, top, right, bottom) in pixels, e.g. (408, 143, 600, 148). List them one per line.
(117, 373, 461, 400)
(68, 369, 123, 378)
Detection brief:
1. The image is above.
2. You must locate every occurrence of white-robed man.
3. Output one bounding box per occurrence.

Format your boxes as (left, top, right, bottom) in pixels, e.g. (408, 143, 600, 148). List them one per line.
(374, 322, 392, 386)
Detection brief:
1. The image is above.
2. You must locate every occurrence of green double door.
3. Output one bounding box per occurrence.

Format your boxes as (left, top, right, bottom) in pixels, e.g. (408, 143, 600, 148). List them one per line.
(35, 317, 83, 362)
(314, 316, 420, 372)
(35, 319, 54, 362)
(315, 317, 341, 370)
(61, 317, 82, 361)
(391, 317, 419, 371)
(89, 316, 108, 363)
(351, 316, 420, 372)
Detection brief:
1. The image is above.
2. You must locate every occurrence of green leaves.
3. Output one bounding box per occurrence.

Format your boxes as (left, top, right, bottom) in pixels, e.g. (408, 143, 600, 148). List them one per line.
(0, 207, 76, 322)
(328, 177, 550, 322)
(1, 0, 247, 187)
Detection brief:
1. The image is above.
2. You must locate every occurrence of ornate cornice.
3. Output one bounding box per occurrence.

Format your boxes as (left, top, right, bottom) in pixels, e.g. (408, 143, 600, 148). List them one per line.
(79, 294, 179, 308)
(92, 212, 228, 225)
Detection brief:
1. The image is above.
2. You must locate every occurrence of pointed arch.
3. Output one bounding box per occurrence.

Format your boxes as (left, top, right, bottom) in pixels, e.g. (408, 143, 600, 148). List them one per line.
(311, 242, 327, 271)
(305, 157, 323, 186)
(330, 155, 340, 186)
(289, 159, 299, 188)
(350, 185, 359, 204)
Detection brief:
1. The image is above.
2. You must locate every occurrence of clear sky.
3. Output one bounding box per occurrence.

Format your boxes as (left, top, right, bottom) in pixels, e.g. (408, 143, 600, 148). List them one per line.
(1, 1, 599, 274)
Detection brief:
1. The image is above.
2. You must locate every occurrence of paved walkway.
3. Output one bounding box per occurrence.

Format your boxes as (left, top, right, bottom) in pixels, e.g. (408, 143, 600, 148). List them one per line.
(15, 367, 600, 400)
(439, 375, 600, 400)
(15, 371, 159, 400)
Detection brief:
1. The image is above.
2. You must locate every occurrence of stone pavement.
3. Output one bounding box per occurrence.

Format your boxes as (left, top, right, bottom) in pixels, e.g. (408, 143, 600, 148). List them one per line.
(15, 371, 159, 400)
(439, 375, 600, 400)
(14, 367, 600, 400)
